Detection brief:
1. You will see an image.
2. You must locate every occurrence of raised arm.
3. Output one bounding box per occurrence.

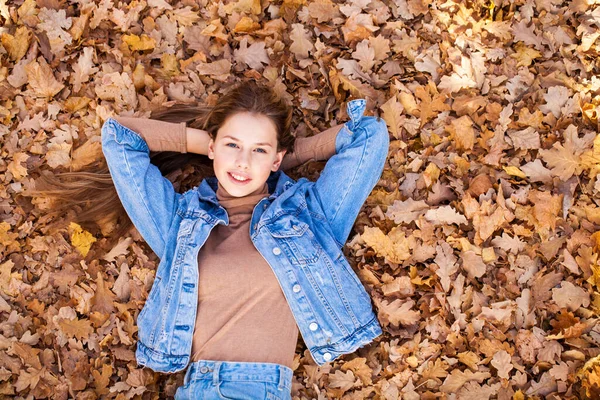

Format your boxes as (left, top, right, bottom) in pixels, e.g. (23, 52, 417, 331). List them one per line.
(279, 124, 344, 170)
(307, 99, 390, 246)
(101, 118, 184, 258)
(114, 117, 211, 155)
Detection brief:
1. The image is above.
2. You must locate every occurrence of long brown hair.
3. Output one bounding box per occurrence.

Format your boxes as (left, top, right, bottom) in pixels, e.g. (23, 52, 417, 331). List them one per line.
(23, 81, 294, 248)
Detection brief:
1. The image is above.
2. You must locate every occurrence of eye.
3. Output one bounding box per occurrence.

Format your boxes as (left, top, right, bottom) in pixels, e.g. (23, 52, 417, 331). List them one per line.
(226, 143, 238, 148)
(255, 148, 267, 153)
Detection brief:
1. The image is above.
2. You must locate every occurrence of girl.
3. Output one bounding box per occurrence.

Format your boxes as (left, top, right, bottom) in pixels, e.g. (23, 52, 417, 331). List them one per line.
(48, 81, 388, 399)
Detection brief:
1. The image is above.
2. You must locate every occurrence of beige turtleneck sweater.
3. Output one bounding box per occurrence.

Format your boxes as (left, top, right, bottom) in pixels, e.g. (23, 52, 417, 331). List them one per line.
(113, 116, 340, 368)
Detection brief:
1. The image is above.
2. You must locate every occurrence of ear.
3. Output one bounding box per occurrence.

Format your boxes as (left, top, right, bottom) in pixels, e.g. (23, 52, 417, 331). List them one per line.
(207, 139, 215, 160)
(272, 149, 287, 171)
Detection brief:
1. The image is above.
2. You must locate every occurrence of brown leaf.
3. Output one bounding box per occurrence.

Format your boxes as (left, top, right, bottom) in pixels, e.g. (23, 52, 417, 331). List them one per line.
(91, 272, 116, 314)
(25, 58, 65, 98)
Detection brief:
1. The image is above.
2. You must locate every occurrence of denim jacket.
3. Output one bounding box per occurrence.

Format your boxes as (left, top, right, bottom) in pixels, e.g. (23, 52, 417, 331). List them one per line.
(101, 99, 390, 373)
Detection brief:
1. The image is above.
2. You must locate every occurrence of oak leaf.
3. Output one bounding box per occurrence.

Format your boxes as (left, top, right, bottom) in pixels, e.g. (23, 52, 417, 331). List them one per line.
(491, 350, 513, 379)
(25, 58, 65, 98)
(440, 369, 491, 393)
(234, 37, 269, 70)
(91, 272, 116, 314)
(552, 281, 590, 311)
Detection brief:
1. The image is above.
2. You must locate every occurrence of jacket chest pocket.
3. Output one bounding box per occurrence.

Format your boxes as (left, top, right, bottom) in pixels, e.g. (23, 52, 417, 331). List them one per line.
(268, 218, 321, 266)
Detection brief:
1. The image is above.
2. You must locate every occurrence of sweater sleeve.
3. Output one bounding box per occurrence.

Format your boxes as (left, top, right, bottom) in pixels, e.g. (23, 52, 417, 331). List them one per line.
(280, 124, 343, 170)
(113, 117, 188, 153)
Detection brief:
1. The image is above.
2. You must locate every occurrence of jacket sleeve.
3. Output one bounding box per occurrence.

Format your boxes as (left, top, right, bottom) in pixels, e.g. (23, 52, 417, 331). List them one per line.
(311, 99, 390, 246)
(101, 118, 181, 257)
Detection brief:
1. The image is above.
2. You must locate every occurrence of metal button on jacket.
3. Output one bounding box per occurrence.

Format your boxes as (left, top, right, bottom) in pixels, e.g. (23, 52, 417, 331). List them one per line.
(323, 353, 332, 361)
(309, 322, 318, 331)
(200, 366, 209, 373)
(292, 284, 301, 293)
(272, 247, 281, 255)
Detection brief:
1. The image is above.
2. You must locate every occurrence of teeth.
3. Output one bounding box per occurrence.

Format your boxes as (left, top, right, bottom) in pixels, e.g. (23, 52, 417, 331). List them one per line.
(231, 173, 248, 181)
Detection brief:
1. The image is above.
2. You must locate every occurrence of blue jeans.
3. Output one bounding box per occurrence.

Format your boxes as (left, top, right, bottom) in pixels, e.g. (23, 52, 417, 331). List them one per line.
(174, 360, 293, 400)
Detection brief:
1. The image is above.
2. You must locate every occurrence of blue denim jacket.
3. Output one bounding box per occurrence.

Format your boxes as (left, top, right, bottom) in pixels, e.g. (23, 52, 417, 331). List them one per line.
(101, 99, 389, 373)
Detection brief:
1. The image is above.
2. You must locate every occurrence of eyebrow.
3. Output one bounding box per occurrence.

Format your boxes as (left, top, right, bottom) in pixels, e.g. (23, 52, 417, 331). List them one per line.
(221, 135, 273, 147)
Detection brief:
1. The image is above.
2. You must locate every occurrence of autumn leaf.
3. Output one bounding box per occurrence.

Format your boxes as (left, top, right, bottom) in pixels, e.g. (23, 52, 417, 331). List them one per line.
(68, 222, 96, 257)
(1, 26, 31, 61)
(234, 37, 270, 70)
(25, 58, 65, 98)
(91, 272, 116, 314)
(58, 318, 94, 341)
(440, 369, 491, 393)
(375, 298, 420, 327)
(122, 34, 156, 51)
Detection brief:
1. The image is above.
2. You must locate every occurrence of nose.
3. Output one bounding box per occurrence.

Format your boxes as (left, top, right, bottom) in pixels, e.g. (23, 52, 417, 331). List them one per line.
(235, 150, 250, 169)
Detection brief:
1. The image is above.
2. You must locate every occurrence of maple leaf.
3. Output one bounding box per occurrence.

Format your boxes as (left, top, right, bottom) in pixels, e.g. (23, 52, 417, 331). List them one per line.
(234, 37, 270, 70)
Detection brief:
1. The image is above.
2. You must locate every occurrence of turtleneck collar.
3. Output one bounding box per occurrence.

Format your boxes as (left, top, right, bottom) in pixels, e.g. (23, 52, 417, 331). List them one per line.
(216, 182, 269, 211)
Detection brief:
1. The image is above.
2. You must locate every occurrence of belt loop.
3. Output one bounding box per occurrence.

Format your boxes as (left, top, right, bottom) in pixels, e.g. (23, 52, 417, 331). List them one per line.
(213, 361, 222, 386)
(277, 366, 286, 391)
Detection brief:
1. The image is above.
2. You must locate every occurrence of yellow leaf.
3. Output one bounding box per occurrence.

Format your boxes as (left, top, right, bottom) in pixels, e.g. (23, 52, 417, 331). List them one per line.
(234, 16, 261, 33)
(581, 133, 600, 179)
(362, 226, 411, 263)
(513, 390, 525, 400)
(511, 43, 541, 67)
(1, 26, 31, 61)
(223, 0, 262, 15)
(423, 162, 440, 187)
(69, 222, 96, 257)
(503, 165, 526, 179)
(64, 97, 91, 112)
(72, 140, 103, 171)
(161, 53, 180, 76)
(122, 34, 155, 51)
(7, 152, 29, 180)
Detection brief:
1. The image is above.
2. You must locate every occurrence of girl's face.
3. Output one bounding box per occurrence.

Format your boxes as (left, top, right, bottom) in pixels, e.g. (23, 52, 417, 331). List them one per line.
(208, 112, 286, 197)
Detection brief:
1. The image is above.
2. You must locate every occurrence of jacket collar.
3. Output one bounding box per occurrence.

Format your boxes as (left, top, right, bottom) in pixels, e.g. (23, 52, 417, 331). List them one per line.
(197, 171, 295, 206)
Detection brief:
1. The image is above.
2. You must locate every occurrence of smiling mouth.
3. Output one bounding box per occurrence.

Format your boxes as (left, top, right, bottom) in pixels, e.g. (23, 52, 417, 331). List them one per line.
(228, 172, 251, 184)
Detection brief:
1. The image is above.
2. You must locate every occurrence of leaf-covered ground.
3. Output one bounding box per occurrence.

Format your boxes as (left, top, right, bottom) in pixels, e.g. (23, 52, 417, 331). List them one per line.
(2, 0, 600, 398)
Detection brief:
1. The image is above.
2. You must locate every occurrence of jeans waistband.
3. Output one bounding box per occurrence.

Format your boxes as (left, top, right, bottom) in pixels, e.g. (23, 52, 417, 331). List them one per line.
(185, 360, 293, 391)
